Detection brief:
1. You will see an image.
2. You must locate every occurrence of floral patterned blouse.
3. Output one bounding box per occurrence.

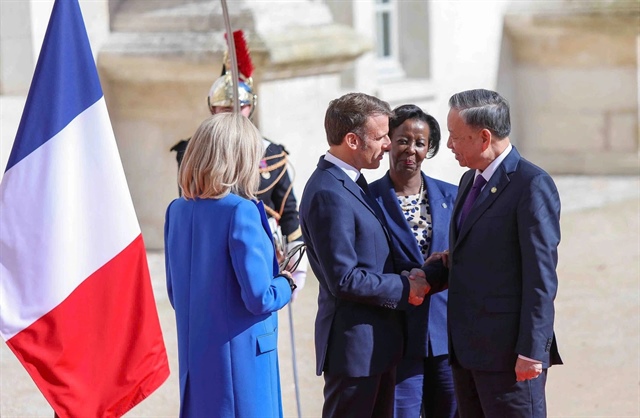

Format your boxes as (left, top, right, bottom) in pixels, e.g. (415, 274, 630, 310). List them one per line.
(396, 185, 432, 260)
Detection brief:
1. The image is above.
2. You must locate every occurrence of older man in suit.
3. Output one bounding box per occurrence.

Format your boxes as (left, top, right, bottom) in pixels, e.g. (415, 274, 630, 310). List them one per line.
(414, 89, 562, 417)
(299, 93, 431, 418)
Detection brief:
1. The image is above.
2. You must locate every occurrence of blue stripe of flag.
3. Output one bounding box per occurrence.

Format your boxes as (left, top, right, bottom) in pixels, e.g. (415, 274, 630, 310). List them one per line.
(5, 0, 103, 173)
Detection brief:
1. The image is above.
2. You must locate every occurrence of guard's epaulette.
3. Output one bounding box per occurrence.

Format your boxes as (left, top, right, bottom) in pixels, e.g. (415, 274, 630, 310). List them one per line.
(264, 138, 290, 155)
(170, 139, 189, 152)
(170, 138, 191, 166)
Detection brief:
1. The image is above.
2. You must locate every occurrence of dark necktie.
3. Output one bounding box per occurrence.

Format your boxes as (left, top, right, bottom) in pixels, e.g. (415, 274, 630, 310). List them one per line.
(356, 173, 370, 196)
(457, 175, 487, 229)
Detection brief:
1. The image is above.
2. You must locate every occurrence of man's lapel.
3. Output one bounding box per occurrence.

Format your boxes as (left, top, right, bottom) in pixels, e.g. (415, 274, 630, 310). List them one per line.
(378, 173, 423, 264)
(320, 157, 392, 243)
(453, 147, 521, 246)
(424, 175, 449, 257)
(320, 157, 378, 217)
(451, 170, 474, 244)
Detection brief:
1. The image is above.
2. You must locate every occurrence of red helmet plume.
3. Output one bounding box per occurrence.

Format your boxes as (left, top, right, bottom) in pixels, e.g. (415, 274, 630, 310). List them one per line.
(224, 30, 254, 80)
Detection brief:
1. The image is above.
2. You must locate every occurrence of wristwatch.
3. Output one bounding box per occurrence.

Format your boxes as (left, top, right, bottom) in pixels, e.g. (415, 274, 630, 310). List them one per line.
(279, 274, 297, 293)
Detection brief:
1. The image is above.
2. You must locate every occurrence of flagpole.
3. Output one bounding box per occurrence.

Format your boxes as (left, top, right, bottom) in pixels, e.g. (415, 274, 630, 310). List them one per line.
(288, 304, 303, 418)
(220, 0, 239, 114)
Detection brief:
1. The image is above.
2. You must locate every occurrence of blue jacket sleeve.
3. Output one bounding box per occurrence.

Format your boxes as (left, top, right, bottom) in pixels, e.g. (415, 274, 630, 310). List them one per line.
(229, 200, 292, 315)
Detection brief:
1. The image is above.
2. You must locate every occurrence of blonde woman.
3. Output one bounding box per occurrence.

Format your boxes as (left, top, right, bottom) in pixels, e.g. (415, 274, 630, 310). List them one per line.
(164, 113, 295, 418)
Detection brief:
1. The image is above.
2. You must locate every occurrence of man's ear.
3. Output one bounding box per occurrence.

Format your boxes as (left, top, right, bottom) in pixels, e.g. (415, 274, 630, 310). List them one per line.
(480, 128, 492, 151)
(345, 132, 360, 150)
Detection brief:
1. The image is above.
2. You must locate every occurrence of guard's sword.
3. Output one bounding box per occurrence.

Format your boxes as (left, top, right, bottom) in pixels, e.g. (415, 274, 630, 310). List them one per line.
(220, 0, 239, 114)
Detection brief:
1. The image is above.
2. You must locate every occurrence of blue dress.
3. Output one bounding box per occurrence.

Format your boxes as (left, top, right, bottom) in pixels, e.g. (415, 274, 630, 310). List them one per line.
(164, 195, 292, 417)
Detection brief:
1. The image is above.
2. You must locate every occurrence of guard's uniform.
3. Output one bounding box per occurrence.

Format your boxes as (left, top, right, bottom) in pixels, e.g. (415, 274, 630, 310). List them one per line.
(257, 139, 302, 243)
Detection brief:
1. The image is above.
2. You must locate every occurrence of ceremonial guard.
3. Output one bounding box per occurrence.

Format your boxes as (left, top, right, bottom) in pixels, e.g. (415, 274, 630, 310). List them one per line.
(171, 31, 307, 295)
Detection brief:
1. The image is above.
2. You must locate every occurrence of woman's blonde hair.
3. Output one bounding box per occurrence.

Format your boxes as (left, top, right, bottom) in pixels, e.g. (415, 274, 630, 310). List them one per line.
(179, 113, 263, 200)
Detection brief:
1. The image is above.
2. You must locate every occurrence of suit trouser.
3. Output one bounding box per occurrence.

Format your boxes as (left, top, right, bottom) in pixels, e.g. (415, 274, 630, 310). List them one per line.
(451, 362, 547, 418)
(323, 367, 396, 418)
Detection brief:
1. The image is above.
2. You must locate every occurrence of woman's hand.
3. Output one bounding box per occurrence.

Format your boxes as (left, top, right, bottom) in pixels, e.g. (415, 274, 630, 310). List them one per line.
(277, 270, 297, 295)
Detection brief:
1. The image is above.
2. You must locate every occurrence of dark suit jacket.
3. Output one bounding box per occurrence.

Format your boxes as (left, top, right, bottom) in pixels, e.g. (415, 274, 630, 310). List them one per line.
(300, 157, 411, 377)
(370, 172, 457, 358)
(435, 146, 562, 371)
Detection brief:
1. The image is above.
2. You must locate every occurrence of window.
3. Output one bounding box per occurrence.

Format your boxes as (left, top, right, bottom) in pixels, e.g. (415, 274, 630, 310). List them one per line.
(374, 0, 405, 79)
(375, 0, 392, 58)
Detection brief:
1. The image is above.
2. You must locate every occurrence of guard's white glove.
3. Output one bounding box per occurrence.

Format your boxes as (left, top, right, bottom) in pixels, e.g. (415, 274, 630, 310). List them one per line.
(286, 241, 307, 301)
(268, 218, 286, 263)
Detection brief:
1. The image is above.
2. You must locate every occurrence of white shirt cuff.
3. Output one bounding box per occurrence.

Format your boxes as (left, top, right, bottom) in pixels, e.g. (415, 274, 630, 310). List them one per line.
(518, 354, 542, 363)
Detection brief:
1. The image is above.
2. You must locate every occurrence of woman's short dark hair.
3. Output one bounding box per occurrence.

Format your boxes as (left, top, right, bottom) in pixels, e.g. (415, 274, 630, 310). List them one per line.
(389, 104, 441, 159)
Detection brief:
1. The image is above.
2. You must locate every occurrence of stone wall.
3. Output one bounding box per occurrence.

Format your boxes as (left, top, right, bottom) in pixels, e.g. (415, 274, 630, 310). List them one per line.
(504, 2, 639, 174)
(98, 0, 369, 249)
(0, 1, 34, 94)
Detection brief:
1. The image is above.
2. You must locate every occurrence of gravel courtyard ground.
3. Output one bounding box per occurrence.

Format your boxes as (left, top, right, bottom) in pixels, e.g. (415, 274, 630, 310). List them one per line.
(1, 175, 638, 417)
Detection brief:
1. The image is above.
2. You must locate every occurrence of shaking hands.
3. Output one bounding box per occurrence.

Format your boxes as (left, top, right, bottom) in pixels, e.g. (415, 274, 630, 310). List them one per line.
(403, 268, 430, 306)
(404, 250, 450, 306)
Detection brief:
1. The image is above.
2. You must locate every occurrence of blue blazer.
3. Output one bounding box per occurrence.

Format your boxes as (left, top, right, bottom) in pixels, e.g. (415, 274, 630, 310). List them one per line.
(446, 147, 562, 371)
(165, 195, 292, 418)
(300, 157, 412, 377)
(370, 172, 457, 358)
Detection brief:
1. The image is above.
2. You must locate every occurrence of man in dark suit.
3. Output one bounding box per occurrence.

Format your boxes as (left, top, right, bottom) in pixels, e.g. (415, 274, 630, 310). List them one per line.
(413, 89, 562, 417)
(299, 93, 431, 418)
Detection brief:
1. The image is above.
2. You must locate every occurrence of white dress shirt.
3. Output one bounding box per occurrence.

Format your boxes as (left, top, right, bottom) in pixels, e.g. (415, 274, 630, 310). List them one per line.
(324, 151, 362, 185)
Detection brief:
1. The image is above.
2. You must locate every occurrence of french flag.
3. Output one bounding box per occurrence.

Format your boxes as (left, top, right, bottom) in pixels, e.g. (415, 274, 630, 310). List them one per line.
(0, 0, 169, 416)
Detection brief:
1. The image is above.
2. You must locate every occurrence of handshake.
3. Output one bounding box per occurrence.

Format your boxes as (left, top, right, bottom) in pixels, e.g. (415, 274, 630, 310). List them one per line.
(403, 251, 449, 306)
(403, 268, 429, 306)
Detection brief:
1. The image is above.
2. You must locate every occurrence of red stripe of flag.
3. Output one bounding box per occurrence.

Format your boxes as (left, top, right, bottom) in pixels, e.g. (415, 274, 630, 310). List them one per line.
(6, 235, 169, 417)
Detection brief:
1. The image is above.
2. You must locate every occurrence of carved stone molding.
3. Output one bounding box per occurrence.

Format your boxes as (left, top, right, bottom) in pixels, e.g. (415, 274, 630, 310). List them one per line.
(99, 0, 370, 82)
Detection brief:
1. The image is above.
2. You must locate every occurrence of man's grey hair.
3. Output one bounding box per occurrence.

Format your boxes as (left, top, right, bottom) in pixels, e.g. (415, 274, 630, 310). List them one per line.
(449, 89, 511, 139)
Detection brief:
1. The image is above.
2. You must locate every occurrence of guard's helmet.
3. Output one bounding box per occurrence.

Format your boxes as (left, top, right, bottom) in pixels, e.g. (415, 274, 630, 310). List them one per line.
(207, 30, 256, 118)
(207, 73, 257, 117)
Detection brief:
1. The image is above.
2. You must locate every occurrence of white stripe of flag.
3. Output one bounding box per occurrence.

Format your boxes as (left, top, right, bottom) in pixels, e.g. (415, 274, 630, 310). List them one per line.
(0, 99, 140, 339)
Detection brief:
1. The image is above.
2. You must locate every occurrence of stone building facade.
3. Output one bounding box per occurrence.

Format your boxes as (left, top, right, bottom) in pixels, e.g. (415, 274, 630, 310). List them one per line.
(1, 0, 638, 249)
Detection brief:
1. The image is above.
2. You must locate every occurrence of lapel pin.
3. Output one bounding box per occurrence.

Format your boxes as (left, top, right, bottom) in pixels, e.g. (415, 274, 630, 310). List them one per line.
(442, 203, 447, 208)
(491, 187, 497, 193)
